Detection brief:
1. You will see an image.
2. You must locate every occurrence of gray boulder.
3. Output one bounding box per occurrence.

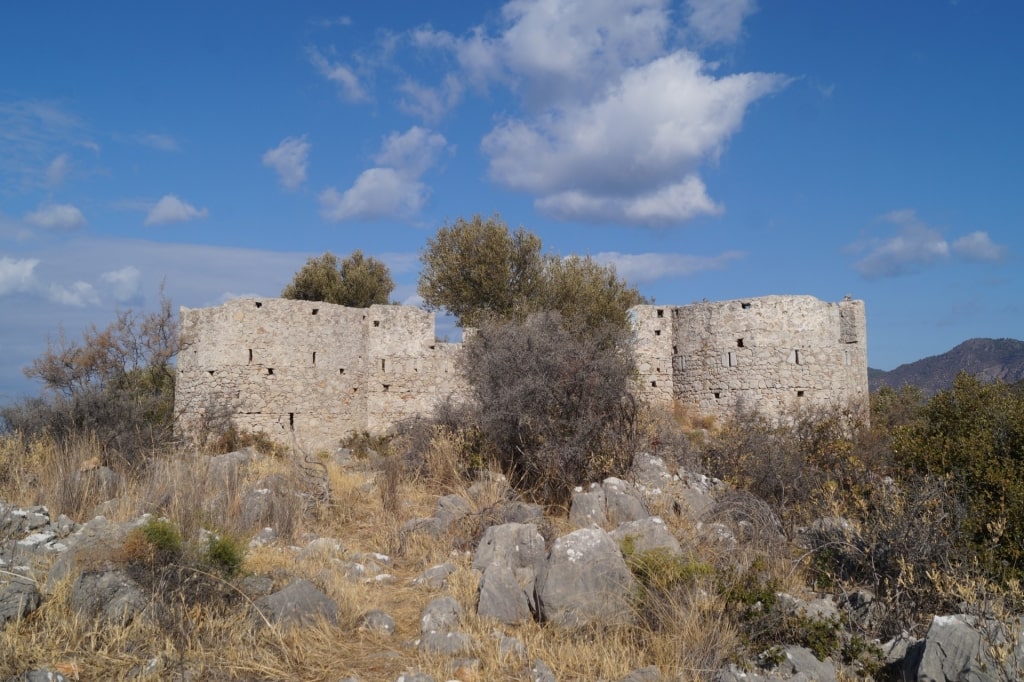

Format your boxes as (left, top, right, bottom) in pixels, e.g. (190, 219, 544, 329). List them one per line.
(530, 659, 557, 682)
(610, 516, 682, 557)
(70, 569, 149, 626)
(478, 563, 532, 624)
(473, 522, 546, 615)
(411, 562, 456, 589)
(603, 477, 649, 526)
(568, 484, 607, 528)
(420, 595, 461, 635)
(0, 575, 41, 625)
(359, 609, 395, 636)
(435, 494, 472, 529)
(905, 613, 1024, 682)
(619, 666, 662, 682)
(535, 526, 636, 627)
(253, 578, 338, 628)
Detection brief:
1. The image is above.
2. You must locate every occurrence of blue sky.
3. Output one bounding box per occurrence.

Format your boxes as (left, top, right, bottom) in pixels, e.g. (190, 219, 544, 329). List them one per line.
(1, 1, 1021, 401)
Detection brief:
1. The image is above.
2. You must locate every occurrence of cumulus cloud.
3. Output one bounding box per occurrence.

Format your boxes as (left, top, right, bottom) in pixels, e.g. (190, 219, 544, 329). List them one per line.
(0, 256, 39, 295)
(24, 203, 86, 230)
(411, 0, 783, 225)
(144, 195, 208, 226)
(594, 250, 746, 283)
(685, 0, 757, 45)
(48, 281, 99, 307)
(952, 231, 1007, 263)
(398, 75, 464, 122)
(46, 153, 70, 185)
(320, 127, 447, 222)
(849, 210, 1008, 279)
(262, 135, 311, 190)
(308, 47, 368, 101)
(100, 265, 143, 303)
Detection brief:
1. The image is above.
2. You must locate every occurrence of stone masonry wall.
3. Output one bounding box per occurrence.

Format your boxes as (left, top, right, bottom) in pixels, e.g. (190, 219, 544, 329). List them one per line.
(175, 294, 868, 450)
(175, 298, 467, 452)
(631, 295, 869, 422)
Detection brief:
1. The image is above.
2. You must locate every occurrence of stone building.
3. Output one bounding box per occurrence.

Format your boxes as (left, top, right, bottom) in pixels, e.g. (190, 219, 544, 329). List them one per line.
(174, 294, 868, 451)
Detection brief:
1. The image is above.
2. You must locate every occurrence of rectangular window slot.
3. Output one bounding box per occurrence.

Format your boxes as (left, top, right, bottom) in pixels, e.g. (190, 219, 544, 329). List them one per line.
(651, 381, 657, 387)
(312, 352, 316, 366)
(381, 359, 386, 372)
(741, 302, 751, 309)
(737, 338, 744, 348)
(373, 320, 380, 327)
(267, 368, 274, 375)
(248, 348, 253, 364)
(727, 351, 736, 367)
(255, 301, 262, 308)
(311, 308, 319, 315)
(797, 390, 805, 397)
(654, 329, 661, 336)
(656, 309, 664, 318)
(288, 413, 294, 430)
(794, 349, 801, 365)
(382, 384, 390, 392)
(352, 387, 358, 393)
(714, 391, 721, 399)
(207, 370, 215, 376)
(672, 345, 678, 354)
(429, 345, 436, 350)
(339, 368, 345, 375)
(844, 350, 851, 366)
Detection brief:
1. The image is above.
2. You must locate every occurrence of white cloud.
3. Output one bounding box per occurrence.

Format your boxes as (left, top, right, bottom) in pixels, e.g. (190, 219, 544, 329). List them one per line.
(100, 265, 143, 303)
(24, 203, 87, 230)
(410, 1, 785, 225)
(319, 169, 428, 222)
(398, 75, 464, 122)
(46, 153, 70, 185)
(262, 135, 311, 190)
(320, 127, 447, 222)
(952, 231, 1007, 263)
(48, 281, 99, 307)
(537, 176, 723, 226)
(851, 210, 950, 278)
(594, 250, 746, 283)
(0, 256, 39, 295)
(483, 51, 786, 223)
(308, 47, 368, 102)
(685, 0, 757, 45)
(144, 195, 209, 226)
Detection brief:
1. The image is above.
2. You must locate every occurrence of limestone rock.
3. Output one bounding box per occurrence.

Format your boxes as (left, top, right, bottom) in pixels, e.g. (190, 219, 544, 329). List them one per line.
(477, 563, 531, 624)
(535, 526, 636, 628)
(568, 484, 607, 528)
(610, 516, 682, 557)
(0, 575, 41, 625)
(70, 569, 149, 626)
(420, 595, 461, 635)
(602, 477, 649, 526)
(253, 578, 338, 628)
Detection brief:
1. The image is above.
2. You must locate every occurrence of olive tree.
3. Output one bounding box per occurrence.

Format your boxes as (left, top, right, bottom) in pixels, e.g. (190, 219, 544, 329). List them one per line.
(417, 215, 647, 330)
(282, 250, 393, 307)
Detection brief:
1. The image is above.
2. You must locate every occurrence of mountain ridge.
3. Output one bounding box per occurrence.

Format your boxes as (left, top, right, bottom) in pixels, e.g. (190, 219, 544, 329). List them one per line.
(869, 337, 1024, 394)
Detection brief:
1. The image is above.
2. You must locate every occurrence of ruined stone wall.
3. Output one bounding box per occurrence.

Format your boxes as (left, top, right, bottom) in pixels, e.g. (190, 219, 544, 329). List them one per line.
(630, 295, 869, 422)
(176, 294, 868, 450)
(175, 298, 467, 452)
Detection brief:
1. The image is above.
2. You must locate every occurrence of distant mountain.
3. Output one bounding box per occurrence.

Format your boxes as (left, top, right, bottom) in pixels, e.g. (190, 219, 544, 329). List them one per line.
(869, 338, 1024, 394)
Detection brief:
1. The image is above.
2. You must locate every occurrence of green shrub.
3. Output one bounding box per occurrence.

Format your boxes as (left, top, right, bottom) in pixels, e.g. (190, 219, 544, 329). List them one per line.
(204, 534, 245, 577)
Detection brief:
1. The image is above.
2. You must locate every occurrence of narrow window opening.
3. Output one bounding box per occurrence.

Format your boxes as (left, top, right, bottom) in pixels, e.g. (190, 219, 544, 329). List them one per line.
(656, 309, 664, 318)
(254, 301, 262, 308)
(429, 344, 436, 350)
(248, 348, 253, 364)
(656, 367, 661, 373)
(267, 368, 274, 375)
(797, 390, 805, 398)
(741, 302, 751, 310)
(794, 349, 801, 365)
(207, 370, 215, 376)
(672, 345, 678, 354)
(844, 350, 851, 366)
(727, 351, 736, 367)
(381, 358, 386, 372)
(312, 351, 316, 366)
(373, 320, 380, 327)
(311, 308, 319, 316)
(288, 413, 294, 430)
(339, 368, 345, 375)
(654, 329, 661, 337)
(650, 381, 657, 387)
(352, 387, 358, 393)
(382, 384, 390, 392)
(737, 338, 744, 348)
(714, 391, 721, 399)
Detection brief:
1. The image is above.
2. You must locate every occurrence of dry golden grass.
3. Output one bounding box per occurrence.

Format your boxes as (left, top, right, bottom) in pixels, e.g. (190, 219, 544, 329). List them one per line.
(1, 430, 781, 680)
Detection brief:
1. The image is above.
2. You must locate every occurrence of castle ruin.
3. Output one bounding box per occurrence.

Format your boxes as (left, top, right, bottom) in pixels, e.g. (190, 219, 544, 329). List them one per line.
(175, 294, 868, 451)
